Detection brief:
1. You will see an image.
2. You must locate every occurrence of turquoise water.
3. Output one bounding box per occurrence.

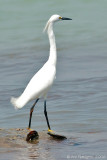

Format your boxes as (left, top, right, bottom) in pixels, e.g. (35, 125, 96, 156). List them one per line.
(0, 0, 107, 159)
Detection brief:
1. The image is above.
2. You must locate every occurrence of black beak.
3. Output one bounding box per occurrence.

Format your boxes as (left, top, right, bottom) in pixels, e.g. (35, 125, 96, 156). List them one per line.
(62, 17, 72, 20)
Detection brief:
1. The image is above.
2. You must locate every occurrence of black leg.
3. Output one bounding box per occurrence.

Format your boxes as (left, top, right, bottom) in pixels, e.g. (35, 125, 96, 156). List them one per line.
(44, 100, 51, 130)
(28, 98, 39, 129)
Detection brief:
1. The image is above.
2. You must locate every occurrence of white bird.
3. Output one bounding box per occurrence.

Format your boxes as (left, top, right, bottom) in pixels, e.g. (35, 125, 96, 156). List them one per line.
(11, 14, 72, 131)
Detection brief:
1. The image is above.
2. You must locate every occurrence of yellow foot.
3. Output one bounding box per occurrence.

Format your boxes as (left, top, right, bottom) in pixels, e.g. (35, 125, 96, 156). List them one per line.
(27, 128, 33, 131)
(48, 129, 54, 133)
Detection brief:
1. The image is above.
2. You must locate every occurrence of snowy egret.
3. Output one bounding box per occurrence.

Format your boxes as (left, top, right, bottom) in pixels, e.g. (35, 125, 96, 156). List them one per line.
(11, 14, 72, 132)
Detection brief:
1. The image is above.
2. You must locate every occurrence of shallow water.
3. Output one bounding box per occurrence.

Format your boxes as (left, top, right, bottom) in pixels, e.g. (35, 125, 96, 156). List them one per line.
(0, 129, 107, 160)
(0, 0, 107, 159)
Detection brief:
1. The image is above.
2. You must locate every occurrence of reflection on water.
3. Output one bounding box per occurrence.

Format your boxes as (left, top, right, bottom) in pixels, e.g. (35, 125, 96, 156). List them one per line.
(27, 146, 39, 159)
(0, 129, 107, 160)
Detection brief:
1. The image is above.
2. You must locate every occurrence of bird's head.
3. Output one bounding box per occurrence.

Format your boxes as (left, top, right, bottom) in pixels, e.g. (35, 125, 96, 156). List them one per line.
(44, 14, 72, 32)
(49, 14, 72, 22)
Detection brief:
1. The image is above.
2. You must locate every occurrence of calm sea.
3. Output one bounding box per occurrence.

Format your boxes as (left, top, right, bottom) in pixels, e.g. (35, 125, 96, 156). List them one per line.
(0, 0, 107, 159)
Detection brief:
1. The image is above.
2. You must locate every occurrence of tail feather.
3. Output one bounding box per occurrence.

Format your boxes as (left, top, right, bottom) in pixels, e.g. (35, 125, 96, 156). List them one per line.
(11, 96, 26, 109)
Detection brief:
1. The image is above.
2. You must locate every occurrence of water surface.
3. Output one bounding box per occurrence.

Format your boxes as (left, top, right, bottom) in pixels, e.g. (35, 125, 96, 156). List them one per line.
(0, 0, 107, 159)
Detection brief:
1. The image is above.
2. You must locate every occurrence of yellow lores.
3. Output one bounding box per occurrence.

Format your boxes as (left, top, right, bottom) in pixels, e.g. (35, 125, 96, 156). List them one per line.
(11, 14, 72, 132)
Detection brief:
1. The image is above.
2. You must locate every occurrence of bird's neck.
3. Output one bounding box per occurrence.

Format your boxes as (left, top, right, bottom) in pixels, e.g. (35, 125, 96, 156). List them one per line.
(47, 23, 57, 66)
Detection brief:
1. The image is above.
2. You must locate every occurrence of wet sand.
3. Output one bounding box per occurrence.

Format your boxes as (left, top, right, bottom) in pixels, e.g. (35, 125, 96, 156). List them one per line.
(0, 128, 68, 160)
(0, 128, 107, 160)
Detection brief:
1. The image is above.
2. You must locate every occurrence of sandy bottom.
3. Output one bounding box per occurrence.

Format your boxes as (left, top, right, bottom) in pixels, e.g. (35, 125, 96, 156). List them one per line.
(0, 128, 68, 160)
(0, 128, 107, 160)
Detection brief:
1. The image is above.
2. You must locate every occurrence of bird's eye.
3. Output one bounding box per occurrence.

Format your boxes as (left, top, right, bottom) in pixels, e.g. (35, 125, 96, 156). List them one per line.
(59, 17, 62, 19)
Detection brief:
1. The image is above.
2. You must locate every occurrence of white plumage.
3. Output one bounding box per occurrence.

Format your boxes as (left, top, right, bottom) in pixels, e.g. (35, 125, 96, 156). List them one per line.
(11, 15, 60, 109)
(11, 62, 56, 109)
(10, 14, 72, 130)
